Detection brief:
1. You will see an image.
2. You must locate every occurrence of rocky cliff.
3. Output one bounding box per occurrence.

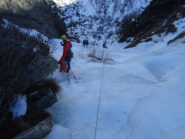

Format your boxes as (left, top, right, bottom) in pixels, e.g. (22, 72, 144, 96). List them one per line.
(119, 0, 185, 48)
(0, 1, 63, 137)
(0, 0, 66, 38)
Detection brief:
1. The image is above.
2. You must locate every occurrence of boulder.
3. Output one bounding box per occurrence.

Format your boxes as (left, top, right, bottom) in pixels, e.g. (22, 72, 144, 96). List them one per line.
(20, 55, 58, 89)
(13, 117, 53, 139)
(32, 88, 57, 109)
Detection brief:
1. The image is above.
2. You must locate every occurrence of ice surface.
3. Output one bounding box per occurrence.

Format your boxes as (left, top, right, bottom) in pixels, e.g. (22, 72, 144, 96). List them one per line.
(45, 1, 185, 138)
(45, 124, 72, 139)
(46, 33, 185, 139)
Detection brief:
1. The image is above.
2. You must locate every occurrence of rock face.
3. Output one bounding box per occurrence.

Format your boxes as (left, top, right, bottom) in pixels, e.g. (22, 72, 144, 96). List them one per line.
(0, 1, 61, 138)
(21, 55, 58, 91)
(0, 25, 58, 94)
(0, 25, 58, 126)
(31, 88, 57, 109)
(0, 0, 66, 38)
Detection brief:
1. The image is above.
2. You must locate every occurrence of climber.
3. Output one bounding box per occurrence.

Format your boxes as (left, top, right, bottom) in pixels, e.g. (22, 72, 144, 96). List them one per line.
(83, 39, 89, 47)
(58, 35, 73, 72)
(103, 41, 107, 49)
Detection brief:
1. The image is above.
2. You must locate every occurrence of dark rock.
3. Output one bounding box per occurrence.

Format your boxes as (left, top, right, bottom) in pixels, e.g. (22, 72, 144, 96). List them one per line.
(21, 55, 58, 89)
(0, 26, 58, 125)
(13, 117, 53, 139)
(0, 109, 52, 139)
(0, 0, 66, 38)
(32, 88, 57, 109)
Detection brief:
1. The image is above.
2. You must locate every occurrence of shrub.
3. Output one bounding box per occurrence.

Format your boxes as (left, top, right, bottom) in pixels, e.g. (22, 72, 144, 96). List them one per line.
(119, 12, 139, 42)
(88, 48, 114, 64)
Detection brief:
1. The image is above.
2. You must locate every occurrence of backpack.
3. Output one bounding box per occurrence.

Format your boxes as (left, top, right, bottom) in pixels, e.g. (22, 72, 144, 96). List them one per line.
(67, 45, 73, 61)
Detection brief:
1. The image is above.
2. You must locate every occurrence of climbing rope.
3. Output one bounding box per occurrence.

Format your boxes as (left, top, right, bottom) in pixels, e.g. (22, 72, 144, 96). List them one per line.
(93, 49, 109, 139)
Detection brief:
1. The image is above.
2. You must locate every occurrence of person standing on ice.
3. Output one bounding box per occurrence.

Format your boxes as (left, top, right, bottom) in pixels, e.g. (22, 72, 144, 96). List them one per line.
(58, 35, 73, 72)
(83, 39, 89, 47)
(103, 40, 107, 49)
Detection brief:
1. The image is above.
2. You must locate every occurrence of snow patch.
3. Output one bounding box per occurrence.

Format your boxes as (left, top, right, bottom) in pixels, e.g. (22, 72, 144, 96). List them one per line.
(49, 39, 62, 60)
(174, 18, 185, 30)
(10, 95, 27, 119)
(2, 19, 48, 42)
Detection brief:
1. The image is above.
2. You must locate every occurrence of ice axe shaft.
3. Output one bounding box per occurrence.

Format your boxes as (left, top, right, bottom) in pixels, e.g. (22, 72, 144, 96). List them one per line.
(67, 73, 71, 84)
(71, 70, 76, 80)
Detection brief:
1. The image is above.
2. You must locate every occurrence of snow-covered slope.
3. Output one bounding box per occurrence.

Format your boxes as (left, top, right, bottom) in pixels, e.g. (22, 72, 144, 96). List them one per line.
(45, 17, 185, 138)
(44, 1, 185, 139)
(53, 0, 151, 43)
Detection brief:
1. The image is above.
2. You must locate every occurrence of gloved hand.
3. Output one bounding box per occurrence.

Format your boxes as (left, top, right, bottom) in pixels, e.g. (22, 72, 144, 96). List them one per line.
(61, 42, 64, 46)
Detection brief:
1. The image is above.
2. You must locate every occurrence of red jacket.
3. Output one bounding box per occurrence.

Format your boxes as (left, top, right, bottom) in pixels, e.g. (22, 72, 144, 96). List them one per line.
(60, 40, 72, 62)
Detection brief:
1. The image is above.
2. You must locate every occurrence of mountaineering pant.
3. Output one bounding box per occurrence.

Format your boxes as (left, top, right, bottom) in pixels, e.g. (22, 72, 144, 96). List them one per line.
(66, 60, 70, 70)
(59, 59, 70, 72)
(60, 60, 67, 72)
